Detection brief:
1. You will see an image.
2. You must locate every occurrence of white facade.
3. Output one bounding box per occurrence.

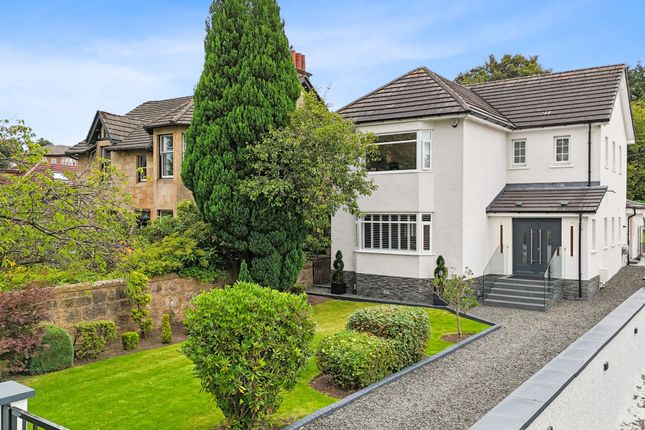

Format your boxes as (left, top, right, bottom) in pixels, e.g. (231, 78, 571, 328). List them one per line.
(331, 73, 636, 291)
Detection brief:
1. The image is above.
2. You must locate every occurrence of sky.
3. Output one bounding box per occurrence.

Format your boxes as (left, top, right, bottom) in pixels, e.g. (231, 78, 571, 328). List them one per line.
(1, 0, 644, 145)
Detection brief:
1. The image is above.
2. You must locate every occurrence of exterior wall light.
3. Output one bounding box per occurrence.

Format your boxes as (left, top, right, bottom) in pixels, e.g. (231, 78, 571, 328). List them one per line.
(603, 361, 609, 371)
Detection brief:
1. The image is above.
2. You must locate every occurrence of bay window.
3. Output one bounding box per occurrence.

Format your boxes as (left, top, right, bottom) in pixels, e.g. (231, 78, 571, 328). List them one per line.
(359, 213, 432, 252)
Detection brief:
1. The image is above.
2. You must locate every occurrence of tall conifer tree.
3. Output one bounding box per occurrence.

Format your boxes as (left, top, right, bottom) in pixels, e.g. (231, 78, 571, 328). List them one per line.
(182, 0, 303, 290)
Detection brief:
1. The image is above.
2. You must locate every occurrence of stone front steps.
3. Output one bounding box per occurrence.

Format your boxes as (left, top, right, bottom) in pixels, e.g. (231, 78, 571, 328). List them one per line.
(484, 277, 559, 311)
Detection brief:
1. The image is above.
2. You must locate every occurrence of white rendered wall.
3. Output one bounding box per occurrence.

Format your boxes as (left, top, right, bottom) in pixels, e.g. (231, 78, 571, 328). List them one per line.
(526, 293, 645, 430)
(462, 118, 508, 275)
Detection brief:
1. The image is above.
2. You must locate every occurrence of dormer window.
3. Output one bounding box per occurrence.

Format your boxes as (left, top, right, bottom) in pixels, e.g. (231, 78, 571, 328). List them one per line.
(554, 136, 570, 164)
(369, 132, 417, 172)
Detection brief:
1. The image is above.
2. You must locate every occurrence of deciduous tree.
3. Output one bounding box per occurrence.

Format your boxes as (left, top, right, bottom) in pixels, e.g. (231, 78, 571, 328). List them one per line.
(455, 54, 551, 84)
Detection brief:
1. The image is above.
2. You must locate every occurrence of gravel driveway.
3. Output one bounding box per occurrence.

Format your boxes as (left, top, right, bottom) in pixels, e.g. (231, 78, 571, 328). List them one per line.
(305, 266, 645, 430)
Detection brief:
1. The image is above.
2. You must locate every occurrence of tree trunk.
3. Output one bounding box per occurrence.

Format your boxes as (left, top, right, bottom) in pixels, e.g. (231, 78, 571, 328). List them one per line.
(456, 306, 462, 336)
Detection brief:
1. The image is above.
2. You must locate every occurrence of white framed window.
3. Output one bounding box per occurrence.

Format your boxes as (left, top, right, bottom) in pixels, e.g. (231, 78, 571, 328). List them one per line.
(604, 218, 608, 248)
(612, 141, 616, 172)
(554, 136, 570, 163)
(136, 155, 147, 183)
(512, 140, 526, 165)
(360, 213, 431, 252)
(157, 209, 174, 218)
(618, 217, 622, 244)
(618, 145, 623, 174)
(591, 219, 597, 251)
(611, 217, 615, 246)
(369, 132, 417, 172)
(182, 133, 186, 160)
(421, 214, 432, 251)
(605, 137, 609, 169)
(159, 135, 174, 178)
(421, 131, 432, 169)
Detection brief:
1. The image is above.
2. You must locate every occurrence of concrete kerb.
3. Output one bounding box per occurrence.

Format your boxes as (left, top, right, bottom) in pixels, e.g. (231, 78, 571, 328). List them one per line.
(283, 294, 501, 430)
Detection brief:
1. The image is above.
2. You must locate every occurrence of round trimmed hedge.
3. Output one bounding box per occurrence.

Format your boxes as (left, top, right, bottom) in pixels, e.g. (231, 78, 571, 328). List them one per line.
(346, 305, 429, 370)
(316, 330, 397, 389)
(28, 324, 74, 374)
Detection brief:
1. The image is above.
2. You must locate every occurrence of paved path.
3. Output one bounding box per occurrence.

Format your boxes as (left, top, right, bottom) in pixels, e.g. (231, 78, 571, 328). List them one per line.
(305, 266, 645, 430)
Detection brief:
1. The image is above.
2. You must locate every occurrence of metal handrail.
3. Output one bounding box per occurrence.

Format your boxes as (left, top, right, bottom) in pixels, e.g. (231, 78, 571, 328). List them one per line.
(542, 246, 562, 307)
(5, 405, 69, 430)
(482, 244, 503, 303)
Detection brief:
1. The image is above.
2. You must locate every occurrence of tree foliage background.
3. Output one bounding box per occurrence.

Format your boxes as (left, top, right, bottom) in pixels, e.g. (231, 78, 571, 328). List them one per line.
(0, 120, 137, 280)
(455, 54, 551, 85)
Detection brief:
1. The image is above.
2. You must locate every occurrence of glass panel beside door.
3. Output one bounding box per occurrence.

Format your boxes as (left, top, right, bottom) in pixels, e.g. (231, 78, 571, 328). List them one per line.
(512, 219, 562, 277)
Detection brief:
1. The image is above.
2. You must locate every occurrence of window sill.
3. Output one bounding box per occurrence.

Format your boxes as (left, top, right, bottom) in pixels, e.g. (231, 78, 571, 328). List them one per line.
(550, 163, 573, 169)
(355, 248, 434, 257)
(508, 164, 528, 170)
(368, 170, 430, 176)
(159, 177, 174, 180)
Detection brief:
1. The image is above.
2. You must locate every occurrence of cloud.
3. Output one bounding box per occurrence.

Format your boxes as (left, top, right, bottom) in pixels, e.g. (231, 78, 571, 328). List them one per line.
(0, 35, 203, 145)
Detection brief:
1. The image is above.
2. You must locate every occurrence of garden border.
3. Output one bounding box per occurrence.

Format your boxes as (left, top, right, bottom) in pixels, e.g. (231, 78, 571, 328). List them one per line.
(284, 294, 500, 430)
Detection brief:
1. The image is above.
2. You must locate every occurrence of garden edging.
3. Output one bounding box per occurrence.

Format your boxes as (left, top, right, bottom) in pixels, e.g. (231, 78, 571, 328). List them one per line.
(284, 297, 500, 430)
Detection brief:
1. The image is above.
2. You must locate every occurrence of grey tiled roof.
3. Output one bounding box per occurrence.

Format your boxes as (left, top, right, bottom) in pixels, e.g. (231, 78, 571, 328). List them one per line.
(487, 182, 607, 213)
(45, 145, 72, 156)
(339, 64, 626, 130)
(68, 74, 313, 156)
(468, 64, 626, 129)
(627, 199, 645, 210)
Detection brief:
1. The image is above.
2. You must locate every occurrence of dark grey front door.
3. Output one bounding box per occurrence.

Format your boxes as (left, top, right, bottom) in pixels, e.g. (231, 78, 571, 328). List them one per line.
(513, 219, 561, 277)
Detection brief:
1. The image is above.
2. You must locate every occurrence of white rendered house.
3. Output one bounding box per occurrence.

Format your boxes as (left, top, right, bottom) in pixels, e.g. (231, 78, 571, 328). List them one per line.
(331, 64, 637, 309)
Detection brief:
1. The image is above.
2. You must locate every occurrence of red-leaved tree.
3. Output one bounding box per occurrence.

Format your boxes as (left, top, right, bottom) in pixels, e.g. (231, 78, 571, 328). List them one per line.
(0, 286, 52, 378)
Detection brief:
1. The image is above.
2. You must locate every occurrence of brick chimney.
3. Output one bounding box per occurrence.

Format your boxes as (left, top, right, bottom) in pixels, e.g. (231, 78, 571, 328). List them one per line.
(290, 49, 306, 72)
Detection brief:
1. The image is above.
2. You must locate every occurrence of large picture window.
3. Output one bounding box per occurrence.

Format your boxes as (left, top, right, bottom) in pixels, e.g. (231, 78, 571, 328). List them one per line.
(360, 213, 432, 252)
(159, 135, 174, 178)
(368, 133, 417, 172)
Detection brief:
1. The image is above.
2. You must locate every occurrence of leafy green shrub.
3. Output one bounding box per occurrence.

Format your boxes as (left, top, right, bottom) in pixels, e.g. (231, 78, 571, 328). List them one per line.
(433, 255, 448, 294)
(440, 268, 479, 335)
(346, 305, 429, 370)
(177, 266, 221, 283)
(182, 282, 315, 429)
(124, 271, 152, 337)
(28, 324, 74, 374)
(121, 332, 140, 351)
(161, 314, 172, 344)
(316, 330, 397, 389)
(72, 320, 117, 360)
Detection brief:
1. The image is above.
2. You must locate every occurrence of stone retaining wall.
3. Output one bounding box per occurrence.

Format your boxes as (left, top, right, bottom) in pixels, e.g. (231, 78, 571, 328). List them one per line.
(47, 274, 228, 331)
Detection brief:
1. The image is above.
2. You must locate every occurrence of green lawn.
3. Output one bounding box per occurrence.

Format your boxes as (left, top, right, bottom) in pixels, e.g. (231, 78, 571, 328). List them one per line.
(24, 299, 489, 429)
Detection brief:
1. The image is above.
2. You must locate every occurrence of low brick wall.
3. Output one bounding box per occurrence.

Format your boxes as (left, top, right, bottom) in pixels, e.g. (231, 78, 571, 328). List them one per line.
(47, 274, 228, 331)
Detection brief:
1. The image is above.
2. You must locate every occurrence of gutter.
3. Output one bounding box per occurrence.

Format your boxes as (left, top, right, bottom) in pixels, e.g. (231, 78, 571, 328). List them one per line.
(627, 208, 637, 265)
(578, 213, 583, 299)
(587, 123, 592, 187)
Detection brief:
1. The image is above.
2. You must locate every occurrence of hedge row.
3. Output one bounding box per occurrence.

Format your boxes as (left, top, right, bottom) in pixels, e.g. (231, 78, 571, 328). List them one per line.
(317, 305, 430, 389)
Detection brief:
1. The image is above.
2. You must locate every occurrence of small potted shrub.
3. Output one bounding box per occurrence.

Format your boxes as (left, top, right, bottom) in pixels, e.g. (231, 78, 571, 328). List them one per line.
(432, 256, 448, 306)
(331, 250, 346, 295)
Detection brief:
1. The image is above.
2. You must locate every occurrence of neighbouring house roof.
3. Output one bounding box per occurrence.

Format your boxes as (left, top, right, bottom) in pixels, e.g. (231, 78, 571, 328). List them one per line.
(45, 145, 72, 156)
(68, 73, 315, 157)
(487, 182, 608, 213)
(339, 64, 627, 130)
(626, 199, 645, 210)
